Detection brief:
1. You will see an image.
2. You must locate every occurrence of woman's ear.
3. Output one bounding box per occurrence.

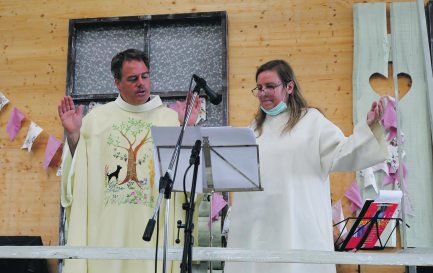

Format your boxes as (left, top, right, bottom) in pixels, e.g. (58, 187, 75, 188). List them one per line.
(287, 80, 295, 95)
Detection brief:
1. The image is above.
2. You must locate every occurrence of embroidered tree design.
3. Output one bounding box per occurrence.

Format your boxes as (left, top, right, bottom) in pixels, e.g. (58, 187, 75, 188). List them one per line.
(107, 118, 152, 187)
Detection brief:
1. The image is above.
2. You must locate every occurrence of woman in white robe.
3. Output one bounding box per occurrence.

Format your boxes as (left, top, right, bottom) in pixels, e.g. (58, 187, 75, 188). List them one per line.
(224, 60, 388, 273)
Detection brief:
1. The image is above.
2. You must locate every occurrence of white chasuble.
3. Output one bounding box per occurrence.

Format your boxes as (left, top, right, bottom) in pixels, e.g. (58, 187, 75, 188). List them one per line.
(61, 96, 185, 273)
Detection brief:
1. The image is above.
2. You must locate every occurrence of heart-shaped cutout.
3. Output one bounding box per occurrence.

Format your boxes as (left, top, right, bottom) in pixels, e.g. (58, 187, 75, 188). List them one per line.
(369, 63, 411, 100)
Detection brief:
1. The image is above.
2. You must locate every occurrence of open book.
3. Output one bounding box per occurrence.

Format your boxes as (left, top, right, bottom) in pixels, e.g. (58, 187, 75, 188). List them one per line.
(337, 190, 402, 250)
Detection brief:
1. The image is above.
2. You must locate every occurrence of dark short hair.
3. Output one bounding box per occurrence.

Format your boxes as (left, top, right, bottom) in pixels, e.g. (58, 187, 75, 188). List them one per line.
(111, 49, 149, 80)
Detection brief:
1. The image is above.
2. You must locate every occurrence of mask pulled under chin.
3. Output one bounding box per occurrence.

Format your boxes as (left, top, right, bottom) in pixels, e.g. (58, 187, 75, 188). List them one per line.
(261, 101, 287, 116)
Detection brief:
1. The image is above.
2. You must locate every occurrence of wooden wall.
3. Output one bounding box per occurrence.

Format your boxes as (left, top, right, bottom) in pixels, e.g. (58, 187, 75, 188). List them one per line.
(0, 1, 415, 272)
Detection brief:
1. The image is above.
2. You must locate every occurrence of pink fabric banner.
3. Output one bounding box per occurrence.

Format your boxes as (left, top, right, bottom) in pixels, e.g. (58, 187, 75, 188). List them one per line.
(6, 107, 25, 141)
(43, 135, 62, 169)
(344, 180, 363, 213)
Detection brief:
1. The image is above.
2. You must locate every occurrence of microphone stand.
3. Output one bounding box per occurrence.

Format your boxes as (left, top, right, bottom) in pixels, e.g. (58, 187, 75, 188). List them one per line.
(179, 140, 201, 273)
(143, 84, 200, 273)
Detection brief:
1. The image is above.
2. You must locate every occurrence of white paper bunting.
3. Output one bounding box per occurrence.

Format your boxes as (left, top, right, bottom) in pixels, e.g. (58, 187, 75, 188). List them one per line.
(21, 121, 43, 152)
(0, 91, 10, 111)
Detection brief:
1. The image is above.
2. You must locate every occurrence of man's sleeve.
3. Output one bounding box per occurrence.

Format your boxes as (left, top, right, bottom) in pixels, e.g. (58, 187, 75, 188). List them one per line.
(61, 136, 88, 273)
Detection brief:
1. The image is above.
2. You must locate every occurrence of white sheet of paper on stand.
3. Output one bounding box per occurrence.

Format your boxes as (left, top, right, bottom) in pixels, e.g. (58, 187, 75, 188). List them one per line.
(375, 190, 403, 204)
(151, 126, 261, 193)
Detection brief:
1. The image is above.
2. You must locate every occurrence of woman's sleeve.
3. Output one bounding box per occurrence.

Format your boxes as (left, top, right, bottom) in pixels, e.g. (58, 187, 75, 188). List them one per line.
(319, 118, 389, 175)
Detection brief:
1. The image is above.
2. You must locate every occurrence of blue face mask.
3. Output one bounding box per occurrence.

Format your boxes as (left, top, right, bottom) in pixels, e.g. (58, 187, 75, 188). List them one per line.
(261, 101, 287, 116)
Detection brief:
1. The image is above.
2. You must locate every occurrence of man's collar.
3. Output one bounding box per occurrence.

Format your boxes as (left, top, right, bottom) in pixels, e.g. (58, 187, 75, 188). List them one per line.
(115, 95, 163, 113)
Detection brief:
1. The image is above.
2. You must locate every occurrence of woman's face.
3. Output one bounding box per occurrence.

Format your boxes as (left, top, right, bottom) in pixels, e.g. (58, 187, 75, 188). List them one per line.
(256, 70, 293, 110)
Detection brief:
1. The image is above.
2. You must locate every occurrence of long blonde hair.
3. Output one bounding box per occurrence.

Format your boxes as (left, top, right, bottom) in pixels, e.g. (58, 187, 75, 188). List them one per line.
(254, 60, 309, 136)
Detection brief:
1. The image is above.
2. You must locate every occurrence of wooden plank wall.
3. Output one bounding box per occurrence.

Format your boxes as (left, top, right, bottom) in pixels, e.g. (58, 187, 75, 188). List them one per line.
(0, 1, 417, 272)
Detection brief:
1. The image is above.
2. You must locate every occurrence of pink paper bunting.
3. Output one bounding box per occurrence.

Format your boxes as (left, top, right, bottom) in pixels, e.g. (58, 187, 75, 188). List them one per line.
(381, 98, 397, 141)
(43, 135, 62, 169)
(344, 180, 363, 213)
(6, 107, 25, 141)
(383, 162, 408, 186)
(208, 192, 227, 228)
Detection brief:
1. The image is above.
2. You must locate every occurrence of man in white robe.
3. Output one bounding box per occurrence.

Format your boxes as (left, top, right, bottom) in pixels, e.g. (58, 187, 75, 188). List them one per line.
(58, 49, 198, 273)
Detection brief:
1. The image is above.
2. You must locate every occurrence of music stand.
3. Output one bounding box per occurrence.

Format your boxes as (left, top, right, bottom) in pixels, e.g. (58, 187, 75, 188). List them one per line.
(335, 199, 403, 251)
(152, 126, 262, 193)
(152, 126, 262, 272)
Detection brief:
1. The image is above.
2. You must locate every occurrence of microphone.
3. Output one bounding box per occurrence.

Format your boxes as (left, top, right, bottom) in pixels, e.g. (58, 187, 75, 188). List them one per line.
(189, 139, 202, 165)
(192, 74, 222, 105)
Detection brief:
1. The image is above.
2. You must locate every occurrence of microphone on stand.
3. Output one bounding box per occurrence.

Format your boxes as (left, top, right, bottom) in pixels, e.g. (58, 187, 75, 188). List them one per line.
(189, 140, 202, 165)
(192, 74, 222, 105)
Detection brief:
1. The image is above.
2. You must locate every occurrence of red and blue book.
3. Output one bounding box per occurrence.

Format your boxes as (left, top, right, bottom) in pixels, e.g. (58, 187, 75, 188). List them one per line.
(339, 190, 402, 250)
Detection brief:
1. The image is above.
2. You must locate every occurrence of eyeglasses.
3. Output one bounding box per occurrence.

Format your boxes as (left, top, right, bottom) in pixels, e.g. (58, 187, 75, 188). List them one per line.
(251, 83, 283, 97)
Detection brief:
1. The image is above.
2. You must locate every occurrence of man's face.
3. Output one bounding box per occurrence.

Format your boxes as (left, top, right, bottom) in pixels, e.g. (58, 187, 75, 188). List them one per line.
(115, 60, 151, 105)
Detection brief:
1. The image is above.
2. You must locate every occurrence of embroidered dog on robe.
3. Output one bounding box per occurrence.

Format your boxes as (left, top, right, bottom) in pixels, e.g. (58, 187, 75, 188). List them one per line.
(107, 165, 122, 182)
